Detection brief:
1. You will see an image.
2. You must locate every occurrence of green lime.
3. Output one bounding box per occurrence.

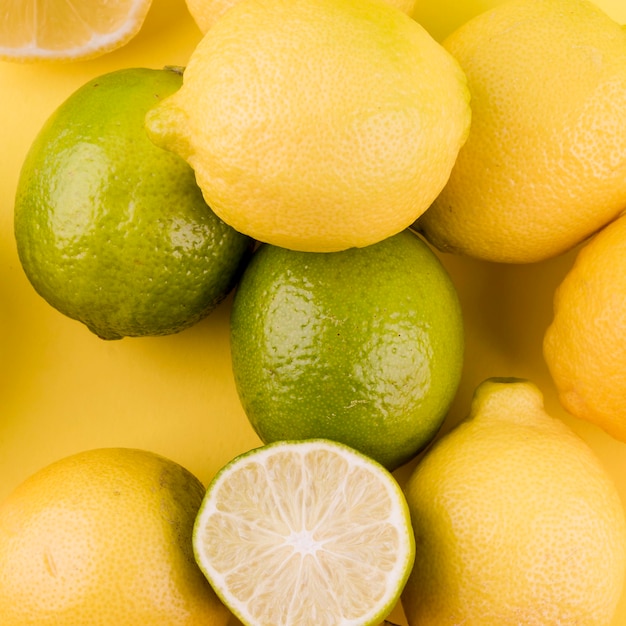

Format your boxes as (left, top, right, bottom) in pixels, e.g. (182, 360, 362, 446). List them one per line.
(14, 67, 252, 340)
(230, 229, 464, 470)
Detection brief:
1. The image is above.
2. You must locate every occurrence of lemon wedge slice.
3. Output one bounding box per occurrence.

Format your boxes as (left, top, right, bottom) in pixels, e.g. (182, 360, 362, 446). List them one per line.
(0, 0, 153, 62)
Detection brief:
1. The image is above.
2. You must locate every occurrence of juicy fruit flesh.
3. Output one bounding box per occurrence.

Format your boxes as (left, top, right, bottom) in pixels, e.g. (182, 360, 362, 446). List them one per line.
(193, 440, 415, 626)
(0, 0, 153, 61)
(230, 230, 464, 471)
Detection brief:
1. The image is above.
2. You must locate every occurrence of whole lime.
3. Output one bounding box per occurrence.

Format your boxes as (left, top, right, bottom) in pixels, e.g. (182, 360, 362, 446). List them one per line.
(14, 67, 252, 340)
(230, 229, 464, 470)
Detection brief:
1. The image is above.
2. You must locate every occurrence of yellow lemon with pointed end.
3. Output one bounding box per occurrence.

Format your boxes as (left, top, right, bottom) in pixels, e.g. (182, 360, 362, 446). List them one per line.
(402, 378, 626, 626)
(0, 0, 154, 62)
(0, 448, 230, 626)
(229, 230, 464, 471)
(185, 0, 418, 34)
(416, 0, 626, 263)
(14, 67, 252, 340)
(544, 214, 626, 443)
(193, 439, 415, 626)
(146, 0, 471, 252)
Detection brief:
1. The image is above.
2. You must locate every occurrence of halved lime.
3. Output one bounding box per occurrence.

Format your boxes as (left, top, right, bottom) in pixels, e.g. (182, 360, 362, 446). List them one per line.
(193, 439, 415, 626)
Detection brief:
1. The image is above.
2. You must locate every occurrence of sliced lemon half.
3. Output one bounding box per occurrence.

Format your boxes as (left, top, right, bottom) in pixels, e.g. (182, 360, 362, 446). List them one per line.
(0, 0, 153, 62)
(193, 439, 415, 626)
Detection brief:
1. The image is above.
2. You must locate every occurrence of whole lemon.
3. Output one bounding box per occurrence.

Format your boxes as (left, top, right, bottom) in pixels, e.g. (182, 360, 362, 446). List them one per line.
(544, 213, 626, 443)
(229, 229, 464, 471)
(14, 67, 252, 340)
(416, 0, 626, 263)
(402, 378, 626, 626)
(146, 0, 471, 252)
(0, 447, 230, 626)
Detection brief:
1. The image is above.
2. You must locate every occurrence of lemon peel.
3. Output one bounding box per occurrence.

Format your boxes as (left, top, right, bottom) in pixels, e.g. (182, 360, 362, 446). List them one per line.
(146, 0, 471, 252)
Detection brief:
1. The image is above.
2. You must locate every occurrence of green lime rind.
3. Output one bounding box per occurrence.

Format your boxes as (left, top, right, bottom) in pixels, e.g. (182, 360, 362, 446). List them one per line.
(230, 230, 464, 470)
(14, 67, 253, 340)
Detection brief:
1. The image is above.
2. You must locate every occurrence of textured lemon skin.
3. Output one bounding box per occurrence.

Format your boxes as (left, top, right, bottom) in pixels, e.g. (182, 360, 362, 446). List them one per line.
(0, 448, 230, 626)
(417, 0, 626, 263)
(401, 379, 626, 626)
(230, 230, 464, 471)
(146, 0, 471, 252)
(544, 214, 626, 442)
(14, 67, 252, 340)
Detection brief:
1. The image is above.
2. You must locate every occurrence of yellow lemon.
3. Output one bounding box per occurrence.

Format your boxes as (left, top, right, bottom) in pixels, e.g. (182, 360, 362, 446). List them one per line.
(416, 0, 626, 263)
(193, 439, 415, 626)
(401, 378, 626, 626)
(146, 0, 471, 252)
(0, 0, 154, 62)
(185, 0, 418, 34)
(544, 213, 626, 443)
(0, 447, 230, 625)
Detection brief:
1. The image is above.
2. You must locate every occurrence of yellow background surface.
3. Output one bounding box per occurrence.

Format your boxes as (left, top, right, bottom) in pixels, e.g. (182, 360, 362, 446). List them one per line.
(1, 1, 626, 624)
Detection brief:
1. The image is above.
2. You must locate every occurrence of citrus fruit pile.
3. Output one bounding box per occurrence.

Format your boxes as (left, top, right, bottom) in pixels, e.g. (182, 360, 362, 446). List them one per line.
(3, 0, 626, 625)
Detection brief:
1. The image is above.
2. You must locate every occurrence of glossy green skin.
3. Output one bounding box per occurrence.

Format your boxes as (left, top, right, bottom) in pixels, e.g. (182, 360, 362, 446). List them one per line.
(14, 67, 252, 340)
(230, 230, 464, 470)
